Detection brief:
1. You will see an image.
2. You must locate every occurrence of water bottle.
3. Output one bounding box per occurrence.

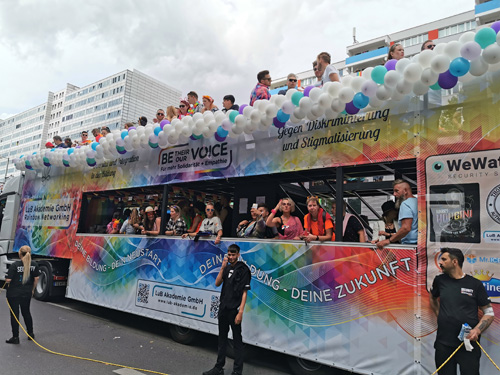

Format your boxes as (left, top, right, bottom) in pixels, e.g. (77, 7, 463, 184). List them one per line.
(457, 323, 471, 342)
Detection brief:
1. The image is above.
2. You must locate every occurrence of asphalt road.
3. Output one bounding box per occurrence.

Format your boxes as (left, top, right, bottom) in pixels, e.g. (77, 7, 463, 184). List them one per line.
(0, 292, 291, 375)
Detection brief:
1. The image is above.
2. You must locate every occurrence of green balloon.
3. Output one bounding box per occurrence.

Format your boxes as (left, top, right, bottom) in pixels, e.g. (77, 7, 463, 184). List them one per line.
(371, 66, 387, 85)
(475, 28, 497, 49)
(228, 110, 238, 123)
(430, 82, 441, 91)
(291, 91, 304, 106)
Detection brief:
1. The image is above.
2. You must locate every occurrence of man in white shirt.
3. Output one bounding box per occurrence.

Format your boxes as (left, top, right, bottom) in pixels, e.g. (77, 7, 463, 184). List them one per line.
(316, 51, 341, 85)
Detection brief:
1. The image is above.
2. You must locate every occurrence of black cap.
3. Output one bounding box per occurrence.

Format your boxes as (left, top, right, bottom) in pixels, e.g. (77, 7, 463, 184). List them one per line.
(382, 200, 396, 215)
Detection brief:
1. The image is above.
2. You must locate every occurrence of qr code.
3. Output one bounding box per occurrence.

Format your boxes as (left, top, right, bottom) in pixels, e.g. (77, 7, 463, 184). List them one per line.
(210, 295, 220, 319)
(137, 283, 150, 304)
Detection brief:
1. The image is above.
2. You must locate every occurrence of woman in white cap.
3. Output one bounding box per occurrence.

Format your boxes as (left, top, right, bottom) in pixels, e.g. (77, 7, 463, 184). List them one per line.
(141, 206, 162, 236)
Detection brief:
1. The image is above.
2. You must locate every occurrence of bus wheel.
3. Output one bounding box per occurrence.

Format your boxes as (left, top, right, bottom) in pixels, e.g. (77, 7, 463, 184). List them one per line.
(287, 356, 331, 375)
(34, 264, 52, 301)
(169, 325, 198, 345)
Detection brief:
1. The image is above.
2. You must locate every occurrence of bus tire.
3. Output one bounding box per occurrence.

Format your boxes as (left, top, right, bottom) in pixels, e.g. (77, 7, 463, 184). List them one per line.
(287, 356, 331, 375)
(34, 263, 52, 301)
(169, 325, 198, 345)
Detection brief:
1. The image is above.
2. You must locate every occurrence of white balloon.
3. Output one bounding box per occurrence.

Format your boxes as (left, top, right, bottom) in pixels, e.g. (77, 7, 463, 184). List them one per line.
(274, 95, 287, 108)
(384, 70, 401, 88)
(203, 111, 215, 123)
(331, 98, 345, 112)
(232, 124, 244, 135)
(181, 125, 192, 137)
(250, 109, 261, 122)
(167, 133, 179, 144)
(482, 43, 500, 64)
(350, 76, 365, 92)
(265, 104, 279, 118)
(460, 41, 482, 61)
(391, 89, 405, 101)
(242, 106, 253, 117)
(341, 75, 353, 87)
(362, 67, 374, 81)
(338, 87, 355, 103)
(192, 112, 203, 122)
(308, 87, 322, 103)
(285, 88, 297, 100)
(306, 111, 319, 121)
(418, 49, 435, 68)
(311, 104, 325, 117)
(299, 96, 312, 112)
(235, 115, 246, 128)
(361, 80, 378, 97)
(434, 43, 446, 55)
(282, 100, 295, 115)
(368, 96, 384, 108)
(195, 119, 205, 131)
(469, 58, 489, 76)
(403, 63, 423, 83)
(421, 68, 439, 85)
(413, 81, 429, 95)
(497, 31, 500, 45)
(324, 108, 339, 120)
(318, 93, 332, 108)
(444, 41, 462, 59)
(214, 111, 226, 124)
(293, 107, 306, 119)
(395, 58, 411, 74)
(430, 55, 450, 74)
(208, 120, 218, 132)
(459, 31, 476, 44)
(376, 85, 393, 100)
(289, 114, 301, 124)
(488, 60, 500, 72)
(396, 79, 413, 95)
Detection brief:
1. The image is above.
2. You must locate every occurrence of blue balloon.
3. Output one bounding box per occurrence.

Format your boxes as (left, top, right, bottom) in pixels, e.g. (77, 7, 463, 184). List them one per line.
(449, 57, 470, 77)
(229, 110, 238, 123)
(121, 130, 129, 139)
(352, 93, 369, 109)
(276, 109, 290, 123)
(67, 148, 74, 155)
(91, 142, 99, 151)
(154, 126, 162, 136)
(217, 126, 229, 138)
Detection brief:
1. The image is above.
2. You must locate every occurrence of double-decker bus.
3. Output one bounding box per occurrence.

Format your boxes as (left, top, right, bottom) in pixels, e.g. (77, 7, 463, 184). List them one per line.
(3, 59, 500, 375)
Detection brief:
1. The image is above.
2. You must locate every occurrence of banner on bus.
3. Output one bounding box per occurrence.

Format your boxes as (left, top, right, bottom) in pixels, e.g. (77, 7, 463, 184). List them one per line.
(67, 237, 426, 374)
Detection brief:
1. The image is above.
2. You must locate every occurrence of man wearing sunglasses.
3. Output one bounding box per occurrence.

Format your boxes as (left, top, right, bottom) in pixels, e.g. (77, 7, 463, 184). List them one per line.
(250, 70, 271, 106)
(153, 109, 165, 123)
(278, 73, 299, 95)
(421, 40, 435, 51)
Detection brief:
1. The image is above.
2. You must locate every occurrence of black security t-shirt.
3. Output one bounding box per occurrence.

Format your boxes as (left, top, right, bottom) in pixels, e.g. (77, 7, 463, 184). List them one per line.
(219, 261, 251, 311)
(6, 260, 41, 298)
(343, 216, 364, 242)
(431, 273, 490, 347)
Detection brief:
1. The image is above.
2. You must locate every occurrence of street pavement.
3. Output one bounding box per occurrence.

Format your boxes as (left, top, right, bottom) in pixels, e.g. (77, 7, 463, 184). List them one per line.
(0, 292, 290, 375)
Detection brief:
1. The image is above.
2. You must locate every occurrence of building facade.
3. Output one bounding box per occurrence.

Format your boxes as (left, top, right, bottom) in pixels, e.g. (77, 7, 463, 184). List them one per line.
(0, 69, 181, 183)
(271, 0, 500, 92)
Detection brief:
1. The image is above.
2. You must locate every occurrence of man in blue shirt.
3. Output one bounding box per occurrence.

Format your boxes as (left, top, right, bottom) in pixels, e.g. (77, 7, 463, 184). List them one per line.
(376, 179, 418, 248)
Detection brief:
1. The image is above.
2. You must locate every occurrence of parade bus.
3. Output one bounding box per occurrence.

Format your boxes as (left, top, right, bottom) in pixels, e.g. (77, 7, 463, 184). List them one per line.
(2, 55, 500, 375)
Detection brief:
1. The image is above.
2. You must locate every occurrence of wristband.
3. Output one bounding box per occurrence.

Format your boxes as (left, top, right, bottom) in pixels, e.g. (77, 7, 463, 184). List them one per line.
(271, 209, 276, 214)
(316, 235, 319, 241)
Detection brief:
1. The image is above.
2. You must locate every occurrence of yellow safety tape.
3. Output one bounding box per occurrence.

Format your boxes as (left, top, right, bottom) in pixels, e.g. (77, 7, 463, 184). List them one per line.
(477, 341, 500, 372)
(2, 282, 169, 375)
(430, 342, 463, 375)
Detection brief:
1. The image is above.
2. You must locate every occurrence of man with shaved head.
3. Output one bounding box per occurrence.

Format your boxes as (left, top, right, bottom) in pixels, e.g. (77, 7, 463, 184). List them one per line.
(376, 179, 418, 248)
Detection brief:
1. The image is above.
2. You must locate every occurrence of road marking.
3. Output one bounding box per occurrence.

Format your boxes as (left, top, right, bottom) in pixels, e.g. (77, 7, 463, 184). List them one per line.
(113, 368, 147, 375)
(47, 302, 75, 311)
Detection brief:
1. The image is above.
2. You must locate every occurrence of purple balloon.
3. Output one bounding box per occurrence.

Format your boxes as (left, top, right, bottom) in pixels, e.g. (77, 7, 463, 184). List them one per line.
(438, 70, 458, 90)
(159, 120, 170, 129)
(303, 85, 315, 97)
(239, 104, 247, 114)
(345, 101, 360, 115)
(273, 117, 286, 128)
(385, 59, 397, 71)
(128, 126, 136, 130)
(214, 133, 226, 142)
(491, 21, 500, 34)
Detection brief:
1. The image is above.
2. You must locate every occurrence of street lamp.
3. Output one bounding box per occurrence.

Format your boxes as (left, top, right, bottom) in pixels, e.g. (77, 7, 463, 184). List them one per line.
(0, 155, 10, 183)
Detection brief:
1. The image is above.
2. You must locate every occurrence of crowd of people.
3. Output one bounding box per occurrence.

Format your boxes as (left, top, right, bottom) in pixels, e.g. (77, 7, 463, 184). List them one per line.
(102, 179, 418, 248)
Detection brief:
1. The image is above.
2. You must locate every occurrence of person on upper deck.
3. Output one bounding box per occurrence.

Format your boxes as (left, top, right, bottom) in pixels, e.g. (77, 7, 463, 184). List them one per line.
(153, 108, 165, 124)
(178, 99, 190, 119)
(219, 195, 233, 238)
(120, 209, 136, 235)
(301, 196, 334, 242)
(387, 43, 404, 61)
(332, 200, 367, 243)
(107, 212, 121, 234)
(236, 204, 267, 239)
(221, 95, 239, 114)
(166, 106, 177, 122)
(78, 131, 92, 146)
(129, 208, 141, 234)
(101, 126, 111, 136)
(64, 137, 72, 148)
(250, 70, 271, 106)
(186, 201, 205, 234)
(165, 205, 188, 236)
(202, 96, 219, 113)
(187, 91, 203, 115)
(375, 179, 418, 248)
(266, 198, 303, 240)
(278, 73, 299, 95)
(370, 200, 399, 243)
(141, 206, 162, 236)
(313, 61, 323, 87)
(92, 128, 102, 142)
(182, 203, 223, 244)
(421, 40, 435, 51)
(316, 52, 340, 85)
(53, 135, 67, 148)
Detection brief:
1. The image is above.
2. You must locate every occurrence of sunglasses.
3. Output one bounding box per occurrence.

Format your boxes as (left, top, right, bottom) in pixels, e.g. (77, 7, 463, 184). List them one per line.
(313, 68, 318, 72)
(82, 134, 88, 137)
(289, 79, 297, 82)
(426, 44, 435, 49)
(264, 77, 272, 81)
(179, 105, 186, 108)
(307, 195, 319, 199)
(157, 113, 164, 116)
(206, 208, 214, 212)
(282, 203, 291, 206)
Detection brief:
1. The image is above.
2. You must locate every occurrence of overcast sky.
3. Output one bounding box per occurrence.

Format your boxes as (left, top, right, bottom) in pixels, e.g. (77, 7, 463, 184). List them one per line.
(0, 0, 473, 119)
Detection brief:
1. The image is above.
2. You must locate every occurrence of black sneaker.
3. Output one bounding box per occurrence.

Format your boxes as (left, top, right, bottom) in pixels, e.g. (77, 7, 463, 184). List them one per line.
(202, 367, 224, 375)
(6, 337, 20, 344)
(27, 333, 35, 341)
(230, 372, 242, 375)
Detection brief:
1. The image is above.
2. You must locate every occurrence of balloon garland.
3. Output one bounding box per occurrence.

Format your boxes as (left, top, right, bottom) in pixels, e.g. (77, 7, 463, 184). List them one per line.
(14, 23, 500, 172)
